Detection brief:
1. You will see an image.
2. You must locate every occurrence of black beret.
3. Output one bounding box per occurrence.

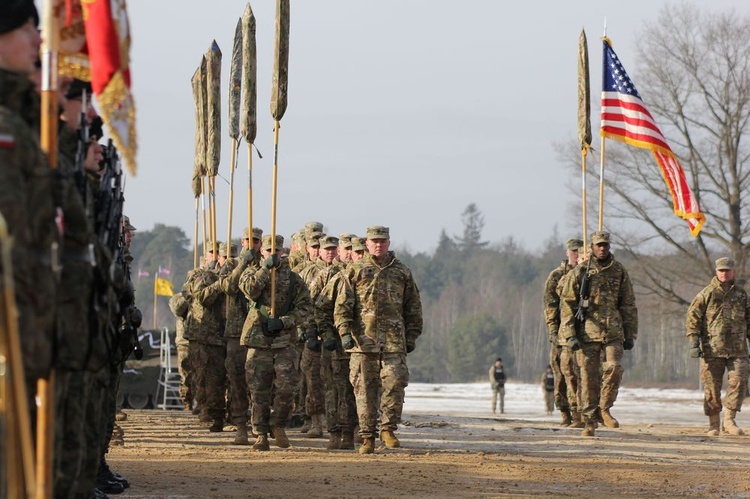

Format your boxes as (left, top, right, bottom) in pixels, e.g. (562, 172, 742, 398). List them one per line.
(0, 0, 39, 36)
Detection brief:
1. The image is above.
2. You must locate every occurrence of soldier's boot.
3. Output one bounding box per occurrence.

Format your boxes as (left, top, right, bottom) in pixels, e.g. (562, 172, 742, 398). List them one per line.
(353, 425, 363, 444)
(273, 426, 291, 448)
(340, 429, 355, 450)
(723, 410, 745, 436)
(326, 431, 342, 450)
(560, 409, 573, 426)
(569, 411, 585, 429)
(581, 421, 597, 437)
(209, 419, 224, 433)
(601, 409, 619, 428)
(380, 430, 401, 449)
(98, 457, 130, 490)
(300, 417, 312, 434)
(115, 410, 128, 422)
(233, 422, 250, 445)
(252, 434, 270, 451)
(359, 437, 375, 455)
(707, 414, 721, 437)
(305, 414, 324, 438)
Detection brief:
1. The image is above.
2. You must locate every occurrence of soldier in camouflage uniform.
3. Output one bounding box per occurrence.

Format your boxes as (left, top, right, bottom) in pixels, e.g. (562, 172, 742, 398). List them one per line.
(217, 231, 261, 445)
(559, 231, 637, 437)
(169, 291, 193, 410)
(239, 234, 312, 450)
(543, 238, 583, 426)
(334, 226, 423, 454)
(337, 233, 356, 265)
(350, 237, 367, 261)
(686, 257, 750, 436)
(287, 230, 306, 271)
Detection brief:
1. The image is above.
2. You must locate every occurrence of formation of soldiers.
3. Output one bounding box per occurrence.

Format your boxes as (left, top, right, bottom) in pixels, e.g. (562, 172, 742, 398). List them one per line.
(1, 2, 140, 498)
(170, 222, 423, 455)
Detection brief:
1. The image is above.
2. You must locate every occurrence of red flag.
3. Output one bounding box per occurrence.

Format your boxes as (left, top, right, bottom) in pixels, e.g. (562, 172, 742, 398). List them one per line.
(600, 38, 705, 236)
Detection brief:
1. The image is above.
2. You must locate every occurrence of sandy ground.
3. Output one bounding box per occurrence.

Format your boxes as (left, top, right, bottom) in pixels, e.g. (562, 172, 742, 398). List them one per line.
(108, 404, 750, 499)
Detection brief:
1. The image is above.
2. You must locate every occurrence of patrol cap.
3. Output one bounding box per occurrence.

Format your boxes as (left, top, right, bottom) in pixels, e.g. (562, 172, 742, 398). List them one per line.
(291, 230, 305, 246)
(366, 226, 390, 240)
(590, 231, 610, 245)
(566, 238, 584, 250)
(122, 215, 136, 232)
(320, 235, 339, 249)
(219, 242, 238, 257)
(304, 221, 323, 233)
(205, 241, 220, 253)
(65, 79, 93, 100)
(262, 234, 284, 251)
(351, 237, 366, 252)
(306, 231, 323, 246)
(242, 227, 263, 240)
(0, 0, 38, 36)
(339, 233, 357, 248)
(715, 257, 736, 271)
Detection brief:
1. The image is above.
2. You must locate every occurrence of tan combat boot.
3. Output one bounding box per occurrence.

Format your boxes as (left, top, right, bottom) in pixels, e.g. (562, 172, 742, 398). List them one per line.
(723, 409, 744, 435)
(601, 409, 619, 428)
(581, 421, 597, 437)
(252, 434, 270, 451)
(560, 409, 573, 426)
(381, 430, 401, 449)
(273, 426, 290, 448)
(707, 413, 720, 436)
(299, 417, 312, 434)
(340, 429, 355, 450)
(359, 437, 375, 455)
(570, 411, 584, 429)
(326, 431, 342, 450)
(305, 414, 324, 438)
(233, 422, 249, 445)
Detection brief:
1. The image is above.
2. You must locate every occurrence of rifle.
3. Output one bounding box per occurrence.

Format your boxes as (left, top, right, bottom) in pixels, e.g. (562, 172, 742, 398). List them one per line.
(574, 255, 593, 323)
(73, 90, 90, 209)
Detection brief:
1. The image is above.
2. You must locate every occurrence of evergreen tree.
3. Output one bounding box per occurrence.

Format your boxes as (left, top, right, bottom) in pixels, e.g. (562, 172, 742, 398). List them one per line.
(455, 203, 488, 252)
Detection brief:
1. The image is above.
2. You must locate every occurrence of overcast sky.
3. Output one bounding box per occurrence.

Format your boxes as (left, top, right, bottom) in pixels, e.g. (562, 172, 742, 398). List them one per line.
(103, 1, 750, 253)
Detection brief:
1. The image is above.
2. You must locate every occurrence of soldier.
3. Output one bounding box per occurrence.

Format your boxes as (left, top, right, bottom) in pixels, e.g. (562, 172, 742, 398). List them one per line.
(337, 233, 356, 265)
(541, 365, 555, 415)
(168, 291, 193, 411)
(489, 358, 506, 413)
(686, 257, 750, 436)
(543, 238, 583, 426)
(239, 234, 312, 450)
(559, 231, 637, 437)
(350, 237, 367, 261)
(287, 230, 306, 271)
(334, 226, 423, 454)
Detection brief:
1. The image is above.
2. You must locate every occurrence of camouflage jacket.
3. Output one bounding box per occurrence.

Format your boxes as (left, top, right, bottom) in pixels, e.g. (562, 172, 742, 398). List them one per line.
(686, 277, 750, 359)
(315, 270, 350, 358)
(216, 257, 251, 338)
(238, 258, 312, 349)
(543, 260, 575, 345)
(559, 254, 637, 344)
(334, 251, 423, 354)
(183, 267, 225, 345)
(169, 292, 190, 347)
(298, 258, 343, 332)
(288, 249, 307, 272)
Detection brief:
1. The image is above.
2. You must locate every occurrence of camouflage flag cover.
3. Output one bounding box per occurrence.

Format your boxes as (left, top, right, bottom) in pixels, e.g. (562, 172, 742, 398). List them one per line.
(191, 57, 207, 195)
(240, 3, 258, 143)
(270, 0, 290, 121)
(205, 40, 222, 176)
(578, 29, 592, 151)
(228, 18, 242, 141)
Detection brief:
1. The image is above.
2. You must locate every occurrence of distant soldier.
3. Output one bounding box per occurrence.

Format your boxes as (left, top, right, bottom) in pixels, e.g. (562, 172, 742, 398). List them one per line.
(543, 237, 583, 426)
(541, 365, 555, 415)
(559, 231, 637, 437)
(686, 257, 750, 436)
(489, 358, 506, 414)
(287, 230, 306, 271)
(239, 234, 312, 451)
(334, 226, 423, 454)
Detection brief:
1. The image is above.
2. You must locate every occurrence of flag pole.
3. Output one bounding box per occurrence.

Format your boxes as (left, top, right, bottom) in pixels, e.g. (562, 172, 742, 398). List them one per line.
(598, 21, 607, 232)
(270, 122, 280, 313)
(194, 198, 199, 268)
(153, 274, 158, 329)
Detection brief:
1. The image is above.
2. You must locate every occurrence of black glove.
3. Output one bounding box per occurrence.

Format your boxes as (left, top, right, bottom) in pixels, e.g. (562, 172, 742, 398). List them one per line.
(688, 335, 702, 358)
(566, 337, 581, 352)
(265, 317, 284, 337)
(322, 339, 337, 351)
(306, 331, 321, 351)
(623, 338, 634, 350)
(341, 333, 355, 350)
(262, 254, 280, 270)
(406, 342, 416, 353)
(239, 248, 257, 266)
(296, 330, 306, 344)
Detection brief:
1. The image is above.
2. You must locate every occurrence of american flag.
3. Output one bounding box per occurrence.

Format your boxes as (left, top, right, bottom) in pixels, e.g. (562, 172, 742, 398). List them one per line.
(158, 266, 171, 276)
(600, 38, 705, 236)
(137, 269, 149, 277)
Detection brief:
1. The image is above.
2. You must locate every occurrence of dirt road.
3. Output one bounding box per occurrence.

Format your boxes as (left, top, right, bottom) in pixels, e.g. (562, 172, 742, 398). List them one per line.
(108, 408, 750, 498)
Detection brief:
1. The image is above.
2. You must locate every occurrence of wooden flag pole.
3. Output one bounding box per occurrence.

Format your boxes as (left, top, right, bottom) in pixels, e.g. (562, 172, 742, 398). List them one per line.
(201, 176, 208, 253)
(194, 198, 199, 268)
(582, 149, 589, 248)
(247, 146, 253, 239)
(598, 137, 606, 231)
(269, 122, 280, 315)
(226, 140, 238, 260)
(153, 274, 158, 329)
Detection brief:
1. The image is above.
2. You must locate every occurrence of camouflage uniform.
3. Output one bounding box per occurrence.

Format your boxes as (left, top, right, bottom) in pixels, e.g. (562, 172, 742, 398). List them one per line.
(334, 238, 423, 441)
(169, 292, 193, 407)
(686, 272, 750, 418)
(543, 260, 574, 414)
(559, 237, 637, 428)
(239, 248, 312, 436)
(556, 270, 581, 420)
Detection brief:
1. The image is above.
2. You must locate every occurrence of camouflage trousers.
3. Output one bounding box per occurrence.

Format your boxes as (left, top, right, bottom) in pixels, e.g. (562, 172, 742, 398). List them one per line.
(701, 357, 750, 416)
(491, 385, 505, 413)
(54, 369, 88, 498)
(321, 350, 357, 432)
(177, 343, 193, 406)
(349, 352, 409, 439)
(246, 346, 299, 435)
(224, 338, 249, 424)
(549, 344, 569, 412)
(544, 389, 555, 413)
(301, 346, 325, 416)
(292, 345, 306, 420)
(195, 342, 227, 422)
(103, 359, 122, 452)
(560, 346, 580, 412)
(75, 363, 111, 498)
(576, 341, 623, 423)
(188, 341, 205, 412)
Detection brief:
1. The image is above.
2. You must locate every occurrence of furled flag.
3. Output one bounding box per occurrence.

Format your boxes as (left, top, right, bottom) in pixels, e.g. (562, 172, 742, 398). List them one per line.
(158, 265, 171, 276)
(137, 269, 149, 277)
(57, 0, 138, 175)
(600, 38, 705, 236)
(154, 277, 174, 297)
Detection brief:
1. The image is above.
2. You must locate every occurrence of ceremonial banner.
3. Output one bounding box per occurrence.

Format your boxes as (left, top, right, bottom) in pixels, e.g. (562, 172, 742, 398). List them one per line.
(154, 277, 174, 297)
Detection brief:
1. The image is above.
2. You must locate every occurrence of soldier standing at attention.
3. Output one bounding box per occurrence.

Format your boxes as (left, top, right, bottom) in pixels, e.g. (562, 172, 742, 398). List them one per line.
(541, 365, 555, 415)
(686, 257, 750, 436)
(489, 358, 506, 414)
(559, 231, 637, 437)
(543, 238, 583, 426)
(334, 226, 423, 454)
